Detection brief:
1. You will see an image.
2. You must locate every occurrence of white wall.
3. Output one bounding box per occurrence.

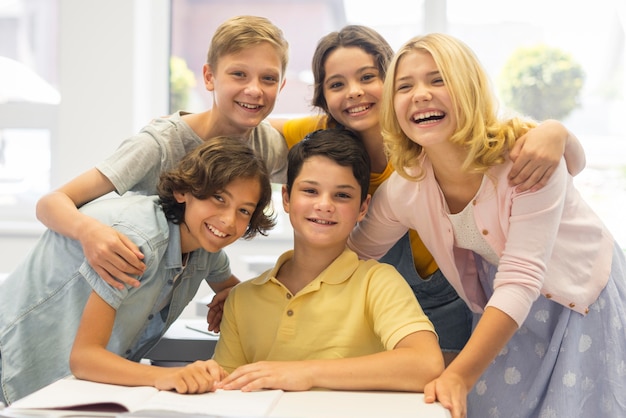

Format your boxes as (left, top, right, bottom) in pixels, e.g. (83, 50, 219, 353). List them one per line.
(0, 0, 170, 275)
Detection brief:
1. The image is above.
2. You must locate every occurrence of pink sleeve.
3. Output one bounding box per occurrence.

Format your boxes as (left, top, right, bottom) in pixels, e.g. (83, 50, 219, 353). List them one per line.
(348, 178, 409, 260)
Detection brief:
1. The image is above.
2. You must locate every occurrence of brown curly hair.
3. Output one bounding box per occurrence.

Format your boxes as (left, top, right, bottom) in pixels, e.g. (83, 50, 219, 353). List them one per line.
(157, 136, 276, 239)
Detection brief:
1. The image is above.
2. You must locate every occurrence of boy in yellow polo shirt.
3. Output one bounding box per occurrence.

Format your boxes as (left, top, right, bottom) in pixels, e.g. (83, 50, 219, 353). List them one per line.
(213, 129, 443, 392)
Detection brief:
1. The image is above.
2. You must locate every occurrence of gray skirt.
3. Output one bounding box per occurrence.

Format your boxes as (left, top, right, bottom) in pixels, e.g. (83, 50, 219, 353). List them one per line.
(468, 242, 626, 418)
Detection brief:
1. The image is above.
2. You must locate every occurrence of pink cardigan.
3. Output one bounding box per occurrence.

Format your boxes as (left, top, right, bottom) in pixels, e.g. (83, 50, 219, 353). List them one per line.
(348, 156, 614, 326)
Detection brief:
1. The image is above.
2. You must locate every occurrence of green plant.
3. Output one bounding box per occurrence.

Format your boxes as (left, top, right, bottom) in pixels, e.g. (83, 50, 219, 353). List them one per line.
(169, 56, 196, 112)
(498, 45, 584, 121)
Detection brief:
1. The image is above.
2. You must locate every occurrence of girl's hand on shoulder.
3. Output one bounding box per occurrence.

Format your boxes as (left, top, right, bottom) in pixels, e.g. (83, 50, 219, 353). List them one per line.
(218, 361, 313, 392)
(154, 360, 226, 394)
(423, 372, 468, 418)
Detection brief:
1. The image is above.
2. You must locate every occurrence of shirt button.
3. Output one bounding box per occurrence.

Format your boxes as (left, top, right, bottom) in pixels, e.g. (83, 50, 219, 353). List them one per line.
(286, 310, 294, 317)
(545, 293, 552, 299)
(148, 314, 154, 320)
(125, 349, 131, 355)
(482, 229, 488, 235)
(472, 199, 477, 206)
(584, 307, 589, 314)
(569, 302, 576, 308)
(286, 293, 292, 299)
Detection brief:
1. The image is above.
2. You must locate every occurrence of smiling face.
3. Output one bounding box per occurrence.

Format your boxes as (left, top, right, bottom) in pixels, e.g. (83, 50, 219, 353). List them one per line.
(175, 176, 261, 253)
(282, 155, 368, 252)
(392, 50, 456, 149)
(322, 46, 383, 135)
(203, 42, 286, 132)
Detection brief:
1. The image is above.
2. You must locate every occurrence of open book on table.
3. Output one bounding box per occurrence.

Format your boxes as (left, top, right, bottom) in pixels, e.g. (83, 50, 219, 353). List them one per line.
(4, 377, 452, 418)
(5, 377, 282, 417)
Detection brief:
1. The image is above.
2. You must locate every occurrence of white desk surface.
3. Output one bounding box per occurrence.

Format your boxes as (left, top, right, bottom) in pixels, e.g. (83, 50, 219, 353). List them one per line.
(3, 378, 451, 418)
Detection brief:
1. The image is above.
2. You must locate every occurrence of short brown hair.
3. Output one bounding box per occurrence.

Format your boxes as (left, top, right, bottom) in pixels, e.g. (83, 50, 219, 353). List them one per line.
(287, 129, 371, 203)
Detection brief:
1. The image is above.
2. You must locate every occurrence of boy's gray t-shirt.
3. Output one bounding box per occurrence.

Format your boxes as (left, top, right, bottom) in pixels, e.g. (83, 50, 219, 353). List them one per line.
(97, 111, 288, 195)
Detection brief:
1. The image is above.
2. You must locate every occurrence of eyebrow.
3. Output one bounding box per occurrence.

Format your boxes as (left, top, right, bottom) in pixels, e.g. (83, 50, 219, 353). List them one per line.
(325, 65, 379, 83)
(223, 62, 281, 76)
(220, 189, 258, 209)
(299, 179, 357, 191)
(396, 69, 440, 82)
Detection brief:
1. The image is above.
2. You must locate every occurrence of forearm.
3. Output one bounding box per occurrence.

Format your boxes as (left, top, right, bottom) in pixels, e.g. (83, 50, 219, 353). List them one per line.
(70, 346, 170, 387)
(563, 128, 586, 176)
(309, 333, 443, 392)
(209, 274, 240, 294)
(539, 119, 586, 175)
(36, 191, 100, 241)
(443, 307, 517, 390)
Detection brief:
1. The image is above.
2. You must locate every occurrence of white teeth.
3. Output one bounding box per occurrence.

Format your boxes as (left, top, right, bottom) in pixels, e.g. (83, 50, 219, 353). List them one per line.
(347, 105, 370, 114)
(207, 224, 227, 237)
(413, 111, 444, 122)
(238, 102, 260, 109)
(312, 219, 334, 225)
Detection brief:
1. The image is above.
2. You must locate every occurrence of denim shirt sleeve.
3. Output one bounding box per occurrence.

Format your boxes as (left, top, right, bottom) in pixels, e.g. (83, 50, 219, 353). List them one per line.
(78, 204, 170, 310)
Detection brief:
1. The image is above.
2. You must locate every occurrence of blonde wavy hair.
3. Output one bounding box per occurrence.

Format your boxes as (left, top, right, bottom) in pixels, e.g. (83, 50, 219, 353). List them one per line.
(380, 33, 537, 180)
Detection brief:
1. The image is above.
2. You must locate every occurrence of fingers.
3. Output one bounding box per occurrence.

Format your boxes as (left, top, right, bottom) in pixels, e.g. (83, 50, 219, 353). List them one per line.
(206, 304, 222, 333)
(508, 157, 556, 192)
(510, 166, 551, 192)
(84, 232, 145, 289)
(165, 361, 225, 394)
(423, 380, 436, 403)
(428, 377, 468, 418)
(219, 365, 267, 391)
(508, 134, 524, 163)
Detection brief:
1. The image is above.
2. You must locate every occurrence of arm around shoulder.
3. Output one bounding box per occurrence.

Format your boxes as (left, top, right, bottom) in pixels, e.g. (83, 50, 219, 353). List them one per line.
(36, 168, 145, 288)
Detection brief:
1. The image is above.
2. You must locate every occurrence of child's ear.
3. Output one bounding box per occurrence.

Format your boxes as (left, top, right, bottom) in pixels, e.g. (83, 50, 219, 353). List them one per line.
(203, 63, 215, 92)
(281, 184, 290, 213)
(357, 194, 371, 223)
(173, 191, 187, 204)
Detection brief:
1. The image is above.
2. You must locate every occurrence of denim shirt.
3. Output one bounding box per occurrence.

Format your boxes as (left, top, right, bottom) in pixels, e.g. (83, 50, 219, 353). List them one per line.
(0, 195, 231, 404)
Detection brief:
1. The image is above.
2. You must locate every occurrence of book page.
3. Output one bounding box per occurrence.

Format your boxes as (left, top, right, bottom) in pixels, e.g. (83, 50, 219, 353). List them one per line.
(7, 378, 156, 412)
(142, 389, 283, 416)
(7, 378, 284, 417)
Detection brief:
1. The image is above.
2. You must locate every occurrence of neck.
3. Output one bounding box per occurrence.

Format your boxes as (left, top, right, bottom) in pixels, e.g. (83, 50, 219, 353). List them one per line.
(426, 145, 483, 214)
(277, 240, 345, 294)
(358, 127, 387, 173)
(184, 109, 252, 141)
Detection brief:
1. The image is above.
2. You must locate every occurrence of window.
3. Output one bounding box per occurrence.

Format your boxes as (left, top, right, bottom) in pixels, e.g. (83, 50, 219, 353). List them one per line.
(0, 0, 59, 230)
(170, 0, 626, 247)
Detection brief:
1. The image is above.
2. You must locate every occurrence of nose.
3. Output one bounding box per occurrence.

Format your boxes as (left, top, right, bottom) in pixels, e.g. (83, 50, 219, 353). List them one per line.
(347, 82, 364, 99)
(218, 208, 237, 229)
(412, 83, 432, 102)
(314, 193, 335, 213)
(244, 78, 262, 97)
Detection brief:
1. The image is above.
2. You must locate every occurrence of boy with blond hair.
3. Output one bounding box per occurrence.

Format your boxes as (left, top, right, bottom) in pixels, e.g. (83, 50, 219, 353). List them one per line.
(35, 16, 289, 291)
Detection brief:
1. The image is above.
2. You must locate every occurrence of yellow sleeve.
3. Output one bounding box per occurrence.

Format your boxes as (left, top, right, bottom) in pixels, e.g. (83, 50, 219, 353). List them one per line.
(282, 115, 328, 149)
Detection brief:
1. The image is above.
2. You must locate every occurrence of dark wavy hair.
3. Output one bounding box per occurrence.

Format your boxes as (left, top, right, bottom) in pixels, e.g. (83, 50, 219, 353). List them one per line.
(286, 129, 371, 203)
(158, 136, 276, 239)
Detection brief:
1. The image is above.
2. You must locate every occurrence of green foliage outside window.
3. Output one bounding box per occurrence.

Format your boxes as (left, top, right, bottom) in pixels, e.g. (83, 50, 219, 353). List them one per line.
(498, 45, 585, 121)
(169, 56, 197, 113)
